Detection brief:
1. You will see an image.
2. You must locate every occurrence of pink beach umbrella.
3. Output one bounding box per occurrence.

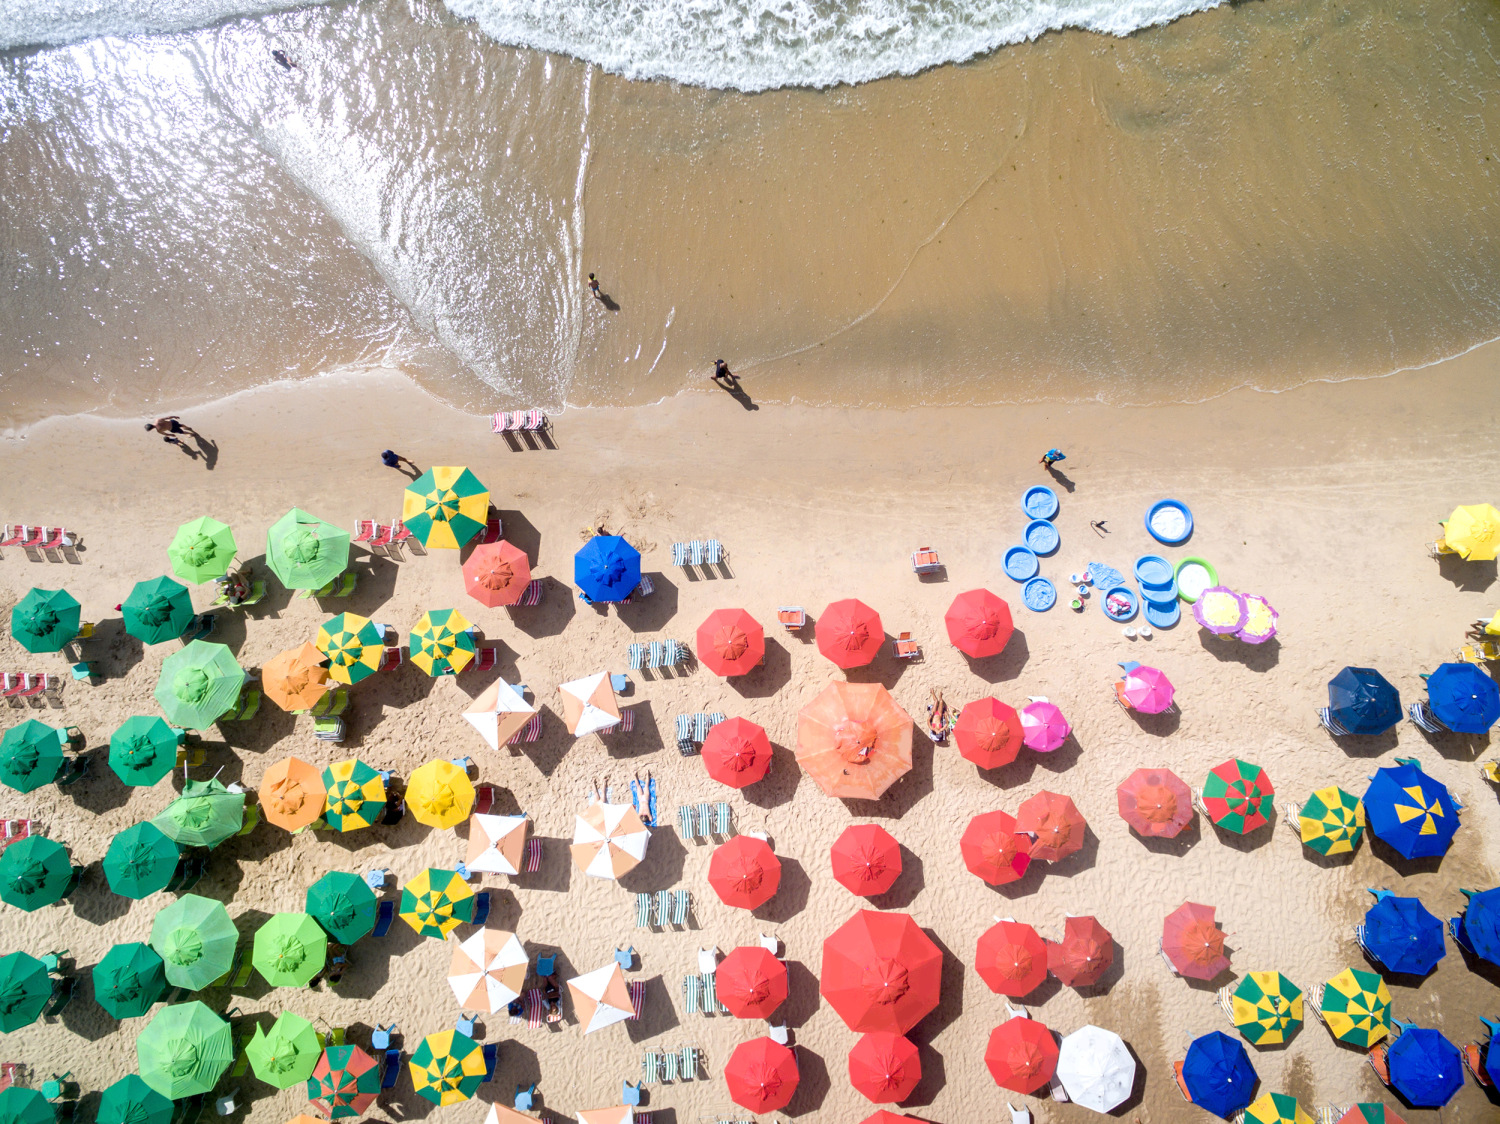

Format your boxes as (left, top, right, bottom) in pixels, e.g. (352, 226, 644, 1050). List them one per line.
(1019, 700, 1070, 753)
(1117, 665, 1175, 714)
(1236, 595, 1278, 644)
(1193, 587, 1248, 635)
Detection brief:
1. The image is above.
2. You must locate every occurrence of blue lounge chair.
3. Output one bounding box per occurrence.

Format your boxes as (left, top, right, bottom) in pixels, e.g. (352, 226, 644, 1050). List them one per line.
(380, 1050, 401, 1090)
(704, 539, 723, 565)
(471, 891, 491, 925)
(372, 900, 395, 937)
(482, 1043, 498, 1081)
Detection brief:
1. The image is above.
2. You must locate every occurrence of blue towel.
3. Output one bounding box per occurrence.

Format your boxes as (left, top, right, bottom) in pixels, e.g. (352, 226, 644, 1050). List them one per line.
(629, 780, 641, 816)
(648, 777, 658, 825)
(1088, 562, 1125, 589)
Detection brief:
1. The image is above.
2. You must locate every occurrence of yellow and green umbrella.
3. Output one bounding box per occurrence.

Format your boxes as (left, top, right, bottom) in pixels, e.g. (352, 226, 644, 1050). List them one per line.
(1231, 971, 1303, 1046)
(1319, 968, 1391, 1048)
(152, 779, 245, 849)
(399, 869, 474, 939)
(246, 1011, 321, 1087)
(1244, 1092, 1313, 1124)
(1297, 786, 1365, 856)
(1442, 503, 1500, 561)
(149, 894, 238, 991)
(137, 1001, 233, 1099)
(406, 759, 474, 829)
(267, 509, 350, 590)
(10, 588, 80, 653)
(400, 467, 489, 550)
(315, 614, 384, 686)
(168, 517, 237, 584)
(408, 1029, 486, 1105)
(252, 913, 327, 988)
(410, 609, 476, 676)
(154, 641, 245, 729)
(322, 759, 386, 832)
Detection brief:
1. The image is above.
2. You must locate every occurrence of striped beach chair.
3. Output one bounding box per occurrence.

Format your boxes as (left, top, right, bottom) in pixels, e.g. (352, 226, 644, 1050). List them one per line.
(682, 974, 700, 1015)
(641, 1052, 662, 1086)
(714, 802, 732, 837)
(663, 1051, 679, 1083)
(523, 989, 544, 1028)
(522, 409, 547, 431)
(628, 981, 644, 1020)
(654, 890, 672, 927)
(507, 713, 541, 745)
(672, 890, 690, 927)
(523, 838, 541, 873)
(678, 805, 696, 839)
(633, 575, 654, 599)
(636, 893, 653, 928)
(688, 540, 705, 566)
(671, 542, 690, 567)
(629, 643, 646, 670)
(680, 1046, 698, 1080)
(517, 580, 544, 606)
(704, 539, 723, 565)
(702, 972, 727, 1014)
(695, 803, 713, 839)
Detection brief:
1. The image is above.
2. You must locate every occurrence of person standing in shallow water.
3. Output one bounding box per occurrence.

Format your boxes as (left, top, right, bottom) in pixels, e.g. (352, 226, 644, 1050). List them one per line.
(587, 273, 601, 300)
(712, 359, 737, 387)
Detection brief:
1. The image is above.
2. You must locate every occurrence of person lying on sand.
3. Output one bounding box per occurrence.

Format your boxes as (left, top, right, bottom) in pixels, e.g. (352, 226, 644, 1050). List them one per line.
(927, 688, 950, 743)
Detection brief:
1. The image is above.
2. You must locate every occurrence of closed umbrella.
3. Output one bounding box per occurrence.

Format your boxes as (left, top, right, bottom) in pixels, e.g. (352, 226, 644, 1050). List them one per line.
(92, 942, 167, 1019)
(0, 721, 66, 793)
(246, 1011, 321, 1087)
(137, 1002, 233, 1099)
(0, 952, 51, 1031)
(462, 540, 531, 608)
(559, 673, 621, 736)
(724, 1037, 798, 1113)
(448, 929, 527, 1012)
(1116, 768, 1193, 837)
(321, 759, 385, 832)
(168, 517, 236, 583)
(975, 920, 1047, 997)
(1318, 968, 1391, 1048)
(407, 759, 475, 829)
(696, 608, 765, 677)
(1181, 1031, 1257, 1119)
(315, 614, 384, 686)
(103, 823, 180, 899)
(1054, 1024, 1134, 1113)
(467, 814, 529, 876)
(1426, 661, 1500, 732)
(410, 608, 477, 676)
(1363, 893, 1445, 975)
(0, 1090, 52, 1124)
(1015, 790, 1085, 861)
(261, 643, 330, 712)
(1441, 502, 1500, 560)
(154, 642, 244, 729)
(953, 698, 1024, 769)
(108, 716, 180, 787)
(152, 779, 244, 848)
(10, 588, 80, 653)
(796, 681, 913, 799)
(1363, 762, 1458, 859)
(817, 599, 883, 668)
(1117, 664, 1174, 713)
(409, 1029, 486, 1105)
(573, 536, 641, 603)
(1202, 759, 1274, 834)
(849, 1032, 920, 1103)
(149, 894, 237, 990)
(0, 836, 76, 910)
(985, 1014, 1058, 1094)
(1019, 699, 1070, 752)
(1297, 786, 1365, 856)
(944, 589, 1013, 658)
(253, 913, 327, 987)
(308, 1045, 381, 1119)
(1387, 1027, 1463, 1107)
(462, 681, 536, 750)
(260, 757, 326, 832)
(1230, 971, 1302, 1045)
(708, 836, 780, 910)
(820, 910, 941, 1034)
(266, 509, 350, 590)
(122, 577, 194, 645)
(1243, 1093, 1313, 1124)
(566, 962, 634, 1034)
(401, 467, 489, 550)
(715, 946, 788, 1019)
(1161, 903, 1229, 981)
(97, 1076, 173, 1124)
(306, 872, 377, 944)
(830, 824, 902, 897)
(1047, 916, 1113, 987)
(1326, 667, 1402, 735)
(1453, 886, 1500, 966)
(399, 869, 474, 939)
(960, 811, 1031, 886)
(702, 718, 773, 788)
(570, 801, 649, 880)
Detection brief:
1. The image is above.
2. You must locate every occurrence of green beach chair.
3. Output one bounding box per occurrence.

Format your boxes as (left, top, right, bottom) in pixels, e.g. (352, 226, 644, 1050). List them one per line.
(695, 802, 712, 838)
(663, 1050, 679, 1083)
(641, 1052, 661, 1085)
(671, 890, 690, 927)
(654, 890, 671, 927)
(701, 972, 719, 1015)
(714, 802, 731, 836)
(635, 893, 652, 928)
(677, 805, 695, 839)
(680, 1046, 698, 1080)
(682, 973, 700, 1015)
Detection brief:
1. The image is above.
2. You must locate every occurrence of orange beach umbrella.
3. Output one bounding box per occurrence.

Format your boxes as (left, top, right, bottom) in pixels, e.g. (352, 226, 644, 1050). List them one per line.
(1161, 902, 1230, 981)
(1015, 791, 1086, 862)
(261, 642, 330, 712)
(259, 757, 326, 831)
(796, 681, 913, 799)
(571, 801, 649, 880)
(696, 608, 765, 677)
(462, 541, 531, 608)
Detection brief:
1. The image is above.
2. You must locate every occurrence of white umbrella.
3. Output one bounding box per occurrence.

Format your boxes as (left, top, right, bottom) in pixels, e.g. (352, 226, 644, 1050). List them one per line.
(577, 1110, 632, 1124)
(559, 672, 620, 736)
(448, 929, 528, 1011)
(1055, 1024, 1135, 1112)
(486, 1106, 544, 1124)
(571, 801, 649, 880)
(463, 680, 536, 750)
(567, 962, 634, 1034)
(468, 814, 529, 875)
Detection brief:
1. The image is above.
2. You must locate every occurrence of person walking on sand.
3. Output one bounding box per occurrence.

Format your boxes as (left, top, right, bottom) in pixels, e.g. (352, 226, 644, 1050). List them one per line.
(147, 416, 197, 456)
(1040, 448, 1066, 468)
(380, 449, 417, 474)
(587, 273, 601, 300)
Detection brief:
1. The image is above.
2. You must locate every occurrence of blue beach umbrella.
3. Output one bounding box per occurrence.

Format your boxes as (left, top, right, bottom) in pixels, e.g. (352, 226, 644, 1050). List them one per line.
(1363, 761, 1459, 860)
(573, 536, 641, 603)
(1363, 892, 1445, 976)
(1452, 887, 1500, 966)
(1386, 1026, 1464, 1107)
(1426, 661, 1500, 733)
(1181, 1030, 1257, 1119)
(1327, 667, 1401, 735)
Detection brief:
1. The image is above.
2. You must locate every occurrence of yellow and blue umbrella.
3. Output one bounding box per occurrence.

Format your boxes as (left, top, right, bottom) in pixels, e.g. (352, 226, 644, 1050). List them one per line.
(400, 467, 489, 550)
(1362, 760, 1458, 859)
(410, 609, 476, 676)
(315, 614, 384, 686)
(1230, 971, 1302, 1046)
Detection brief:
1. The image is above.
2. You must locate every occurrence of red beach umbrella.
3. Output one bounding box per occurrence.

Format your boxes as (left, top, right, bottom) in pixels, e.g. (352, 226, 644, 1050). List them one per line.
(716, 946, 788, 1019)
(701, 717, 772, 788)
(1014, 791, 1086, 862)
(708, 836, 781, 910)
(796, 681, 913, 799)
(960, 811, 1032, 886)
(1116, 768, 1194, 838)
(860, 1114, 932, 1124)
(848, 1032, 921, 1103)
(818, 599, 884, 668)
(985, 1015, 1059, 1093)
(1047, 916, 1114, 987)
(953, 698, 1025, 769)
(831, 824, 903, 897)
(820, 910, 943, 1034)
(462, 540, 531, 608)
(1161, 902, 1230, 981)
(696, 608, 765, 677)
(725, 1036, 799, 1113)
(944, 589, 1013, 658)
(975, 920, 1048, 997)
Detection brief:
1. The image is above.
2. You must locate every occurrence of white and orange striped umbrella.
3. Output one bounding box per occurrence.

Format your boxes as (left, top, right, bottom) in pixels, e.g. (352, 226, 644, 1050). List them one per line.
(576, 1110, 632, 1124)
(467, 814, 528, 875)
(567, 963, 633, 1035)
(463, 681, 536, 750)
(559, 673, 620, 737)
(447, 929, 528, 1012)
(570, 801, 649, 880)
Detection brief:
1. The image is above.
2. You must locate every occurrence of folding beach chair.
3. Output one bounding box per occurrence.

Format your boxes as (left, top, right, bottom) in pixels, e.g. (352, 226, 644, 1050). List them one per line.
(702, 973, 727, 1015)
(688, 540, 705, 566)
(524, 989, 544, 1028)
(695, 803, 713, 839)
(352, 520, 376, 545)
(641, 1053, 662, 1086)
(682, 974, 700, 1015)
(680, 1046, 698, 1080)
(769, 1023, 789, 1045)
(1317, 707, 1351, 735)
(663, 1051, 679, 1083)
(704, 539, 723, 565)
(372, 900, 395, 937)
(895, 632, 921, 658)
(911, 547, 941, 574)
(524, 837, 541, 872)
(671, 542, 689, 567)
(633, 575, 654, 598)
(508, 713, 541, 746)
(678, 805, 696, 839)
(628, 981, 644, 1020)
(636, 893, 653, 928)
(523, 409, 547, 431)
(1408, 701, 1445, 734)
(663, 639, 685, 666)
(629, 643, 646, 670)
(671, 890, 690, 927)
(706, 712, 725, 732)
(714, 802, 731, 837)
(646, 641, 664, 669)
(654, 890, 672, 927)
(380, 1051, 401, 1090)
(517, 579, 544, 606)
(692, 712, 708, 742)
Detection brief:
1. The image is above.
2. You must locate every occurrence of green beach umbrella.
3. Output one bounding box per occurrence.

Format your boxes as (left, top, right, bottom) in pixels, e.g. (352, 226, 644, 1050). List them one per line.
(108, 716, 181, 787)
(306, 872, 378, 944)
(0, 836, 75, 911)
(137, 1001, 233, 1099)
(154, 641, 244, 730)
(245, 1011, 321, 1087)
(9, 588, 80, 654)
(123, 577, 195, 646)
(0, 952, 51, 1032)
(0, 721, 66, 793)
(168, 517, 237, 584)
(149, 894, 237, 991)
(252, 912, 327, 988)
(92, 942, 168, 1019)
(0, 1088, 53, 1124)
(152, 778, 245, 849)
(266, 509, 351, 591)
(103, 823, 181, 899)
(97, 1075, 173, 1124)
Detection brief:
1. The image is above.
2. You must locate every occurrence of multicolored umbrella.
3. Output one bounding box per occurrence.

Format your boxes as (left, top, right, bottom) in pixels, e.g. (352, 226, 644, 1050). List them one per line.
(123, 577, 195, 645)
(448, 929, 527, 1012)
(401, 467, 489, 550)
(0, 1089, 53, 1124)
(462, 540, 531, 607)
(850, 1031, 921, 1103)
(1054, 1024, 1135, 1113)
(1243, 1093, 1313, 1124)
(467, 814, 529, 876)
(137, 1001, 233, 1099)
(716, 946, 788, 1019)
(702, 717, 773, 788)
(253, 912, 327, 987)
(567, 962, 634, 1034)
(260, 757, 326, 832)
(1426, 661, 1500, 733)
(817, 598, 884, 668)
(1019, 699, 1070, 752)
(0, 836, 75, 910)
(573, 535, 641, 603)
(246, 1011, 321, 1087)
(1319, 968, 1391, 1047)
(102, 822, 180, 899)
(985, 1015, 1057, 1094)
(262, 643, 331, 712)
(830, 824, 902, 897)
(308, 1045, 381, 1118)
(1181, 1031, 1257, 1119)
(1015, 790, 1085, 861)
(1387, 1026, 1464, 1107)
(724, 1037, 799, 1113)
(1194, 587, 1248, 634)
(559, 673, 621, 736)
(571, 801, 649, 880)
(975, 921, 1048, 998)
(92, 941, 167, 1019)
(1297, 786, 1365, 855)
(1047, 916, 1113, 987)
(462, 680, 536, 750)
(153, 641, 244, 729)
(407, 759, 475, 829)
(1336, 1104, 1408, 1124)
(1363, 893, 1445, 975)
(1202, 759, 1274, 834)
(410, 608, 477, 676)
(1363, 761, 1458, 858)
(820, 910, 942, 1034)
(953, 697, 1024, 769)
(399, 869, 474, 939)
(960, 811, 1031, 886)
(0, 720, 66, 793)
(1117, 665, 1175, 713)
(1453, 886, 1500, 966)
(1236, 595, 1278, 644)
(796, 681, 913, 799)
(1161, 902, 1230, 981)
(315, 614, 384, 686)
(1441, 502, 1500, 560)
(150, 894, 238, 990)
(266, 509, 351, 590)
(321, 759, 386, 832)
(168, 517, 237, 584)
(696, 608, 766, 677)
(944, 589, 1014, 658)
(0, 952, 50, 1031)
(108, 716, 180, 787)
(409, 1029, 486, 1105)
(97, 1075, 173, 1124)
(1230, 971, 1303, 1046)
(10, 588, 81, 653)
(1116, 768, 1194, 837)
(708, 835, 781, 909)
(306, 871, 378, 944)
(152, 778, 245, 848)
(1327, 667, 1402, 735)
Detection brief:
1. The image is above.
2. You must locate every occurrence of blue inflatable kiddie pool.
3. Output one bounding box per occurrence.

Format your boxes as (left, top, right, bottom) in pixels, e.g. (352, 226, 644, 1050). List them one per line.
(1101, 585, 1138, 622)
(1025, 519, 1059, 556)
(1023, 577, 1056, 612)
(1004, 546, 1039, 582)
(1023, 486, 1059, 521)
(1145, 499, 1193, 545)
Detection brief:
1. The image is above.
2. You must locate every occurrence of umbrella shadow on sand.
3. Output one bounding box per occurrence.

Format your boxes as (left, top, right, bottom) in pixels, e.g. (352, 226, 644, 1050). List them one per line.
(1326, 728, 1400, 759)
(65, 862, 130, 927)
(1131, 814, 1202, 858)
(57, 960, 113, 1042)
(741, 740, 801, 813)
(1127, 707, 1181, 737)
(753, 856, 811, 925)
(961, 629, 1031, 684)
(1437, 553, 1496, 592)
(475, 1040, 541, 1108)
(617, 572, 679, 634)
(1208, 816, 1276, 854)
(620, 829, 687, 894)
(919, 929, 966, 1039)
(335, 914, 425, 1002)
(624, 975, 678, 1043)
(901, 1027, 948, 1108)
(1406, 724, 1488, 763)
(865, 846, 924, 911)
(837, 735, 936, 822)
(781, 960, 820, 1029)
(1197, 631, 1280, 672)
(781, 1042, 830, 1116)
(604, 700, 666, 759)
(731, 637, 794, 700)
(507, 577, 576, 640)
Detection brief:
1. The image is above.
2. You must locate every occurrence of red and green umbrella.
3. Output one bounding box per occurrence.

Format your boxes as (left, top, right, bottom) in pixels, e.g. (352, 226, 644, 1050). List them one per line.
(308, 1045, 381, 1118)
(1202, 759, 1274, 834)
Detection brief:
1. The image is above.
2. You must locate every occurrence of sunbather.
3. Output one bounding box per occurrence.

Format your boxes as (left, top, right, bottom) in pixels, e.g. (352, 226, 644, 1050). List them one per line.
(542, 977, 561, 1023)
(927, 688, 950, 743)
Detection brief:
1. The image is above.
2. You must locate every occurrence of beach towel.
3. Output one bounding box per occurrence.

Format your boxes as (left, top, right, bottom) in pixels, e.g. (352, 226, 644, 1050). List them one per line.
(648, 777, 658, 825)
(1088, 562, 1125, 589)
(518, 988, 543, 1028)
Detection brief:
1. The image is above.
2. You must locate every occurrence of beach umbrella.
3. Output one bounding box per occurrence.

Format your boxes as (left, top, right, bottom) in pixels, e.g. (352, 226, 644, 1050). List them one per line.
(708, 835, 781, 910)
(725, 1037, 798, 1113)
(1336, 1107, 1406, 1124)
(817, 598, 884, 668)
(576, 1112, 632, 1124)
(98, 1076, 173, 1124)
(448, 929, 527, 1012)
(108, 716, 179, 787)
(0, 720, 66, 793)
(152, 778, 244, 848)
(1202, 758, 1274, 834)
(407, 759, 475, 829)
(716, 946, 788, 1019)
(1181, 1031, 1257, 1119)
(573, 536, 641, 603)
(953, 698, 1024, 769)
(1387, 1027, 1463, 1106)
(985, 1015, 1057, 1094)
(410, 608, 477, 676)
(1244, 1093, 1313, 1124)
(262, 643, 331, 712)
(944, 589, 1013, 658)
(1426, 661, 1500, 733)
(321, 759, 385, 832)
(409, 1029, 486, 1105)
(168, 517, 236, 583)
(1363, 893, 1445, 975)
(796, 681, 913, 799)
(559, 673, 621, 736)
(1442, 502, 1500, 560)
(467, 814, 529, 875)
(0, 836, 75, 911)
(137, 1001, 233, 1099)
(308, 1044, 381, 1119)
(702, 717, 772, 788)
(1363, 761, 1458, 859)
(1019, 699, 1070, 752)
(0, 952, 50, 1031)
(1015, 790, 1085, 861)
(462, 680, 536, 750)
(314, 613, 384, 686)
(266, 509, 350, 590)
(696, 608, 765, 677)
(10, 588, 80, 653)
(567, 962, 634, 1034)
(1453, 886, 1500, 965)
(976, 920, 1048, 997)
(399, 869, 474, 939)
(154, 641, 244, 729)
(103, 822, 180, 899)
(260, 757, 326, 832)
(1319, 968, 1391, 1048)
(0, 1090, 51, 1124)
(401, 466, 489, 550)
(830, 824, 902, 897)
(93, 942, 167, 1019)
(1047, 916, 1113, 987)
(1054, 1024, 1135, 1113)
(960, 811, 1031, 886)
(122, 577, 194, 645)
(1118, 665, 1174, 713)
(850, 1032, 921, 1102)
(1230, 971, 1303, 1046)
(1116, 768, 1193, 837)
(1236, 595, 1278, 644)
(820, 910, 941, 1034)
(253, 913, 327, 988)
(246, 1011, 321, 1087)
(1161, 903, 1230, 981)
(1297, 786, 1365, 856)
(1194, 587, 1248, 634)
(1327, 667, 1402, 735)
(150, 894, 237, 990)
(306, 871, 377, 944)
(462, 540, 531, 608)
(571, 801, 649, 880)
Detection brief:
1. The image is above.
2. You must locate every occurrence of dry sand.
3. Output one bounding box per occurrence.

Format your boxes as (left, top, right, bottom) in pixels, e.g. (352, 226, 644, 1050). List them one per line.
(0, 345, 1498, 1122)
